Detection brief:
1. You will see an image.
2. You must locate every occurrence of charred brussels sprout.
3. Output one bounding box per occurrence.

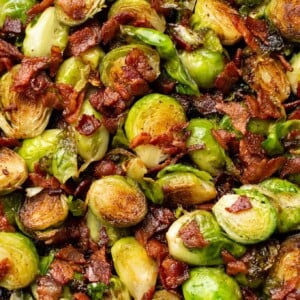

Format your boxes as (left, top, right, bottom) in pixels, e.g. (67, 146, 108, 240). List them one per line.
(23, 6, 69, 57)
(124, 93, 186, 168)
(265, 0, 300, 42)
(55, 0, 106, 26)
(0, 147, 28, 195)
(0, 232, 39, 290)
(108, 0, 166, 32)
(264, 234, 300, 298)
(166, 210, 246, 266)
(111, 237, 158, 300)
(0, 65, 52, 139)
(287, 52, 300, 95)
(86, 175, 147, 227)
(191, 0, 242, 45)
(212, 189, 277, 244)
(156, 164, 217, 206)
(0, 0, 36, 27)
(182, 267, 242, 300)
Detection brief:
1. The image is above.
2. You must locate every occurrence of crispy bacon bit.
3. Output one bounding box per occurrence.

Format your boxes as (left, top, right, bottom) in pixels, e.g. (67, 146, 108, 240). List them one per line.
(276, 54, 293, 72)
(28, 172, 61, 190)
(0, 258, 11, 281)
(27, 0, 55, 20)
(36, 275, 63, 300)
(75, 114, 101, 136)
(192, 92, 223, 115)
(0, 38, 23, 60)
(288, 108, 300, 120)
(73, 293, 90, 300)
(160, 256, 189, 289)
(93, 159, 123, 178)
(225, 196, 252, 213)
(85, 247, 111, 284)
(280, 157, 300, 178)
(271, 277, 300, 300)
(221, 250, 248, 276)
(216, 101, 250, 134)
(215, 61, 241, 94)
(212, 129, 236, 151)
(241, 287, 259, 300)
(0, 137, 21, 148)
(0, 203, 15, 232)
(178, 220, 209, 248)
(244, 17, 269, 45)
(49, 259, 75, 285)
(1, 17, 22, 34)
(67, 20, 102, 56)
(55, 0, 86, 20)
(142, 287, 155, 300)
(145, 238, 169, 263)
(55, 244, 86, 264)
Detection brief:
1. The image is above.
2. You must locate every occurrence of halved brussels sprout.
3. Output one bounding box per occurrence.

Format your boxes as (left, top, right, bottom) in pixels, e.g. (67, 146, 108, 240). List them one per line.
(103, 276, 132, 300)
(264, 234, 300, 298)
(124, 93, 186, 168)
(111, 237, 158, 300)
(179, 48, 225, 89)
(182, 267, 242, 300)
(156, 164, 217, 206)
(100, 44, 160, 89)
(80, 46, 105, 70)
(55, 0, 106, 26)
(0, 0, 36, 27)
(287, 52, 300, 95)
(18, 189, 69, 233)
(153, 290, 181, 300)
(190, 0, 242, 45)
(86, 175, 147, 228)
(0, 147, 28, 195)
(0, 65, 52, 139)
(212, 189, 277, 244)
(186, 118, 228, 176)
(108, 0, 166, 32)
(166, 210, 246, 266)
(265, 0, 300, 42)
(0, 232, 39, 290)
(23, 6, 69, 57)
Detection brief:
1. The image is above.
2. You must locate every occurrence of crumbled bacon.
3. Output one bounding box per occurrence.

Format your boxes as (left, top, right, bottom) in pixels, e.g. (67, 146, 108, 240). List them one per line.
(142, 287, 155, 300)
(145, 238, 169, 263)
(1, 17, 22, 34)
(159, 256, 189, 289)
(0, 137, 21, 148)
(27, 0, 55, 20)
(221, 250, 248, 276)
(75, 114, 101, 136)
(211, 129, 236, 151)
(225, 196, 252, 213)
(55, 244, 86, 264)
(241, 287, 259, 300)
(244, 17, 269, 45)
(36, 275, 63, 300)
(28, 173, 61, 190)
(73, 293, 90, 300)
(55, 0, 86, 21)
(0, 38, 23, 60)
(49, 259, 75, 285)
(271, 277, 300, 300)
(280, 157, 300, 178)
(192, 92, 223, 115)
(0, 258, 11, 281)
(178, 220, 209, 248)
(93, 159, 124, 178)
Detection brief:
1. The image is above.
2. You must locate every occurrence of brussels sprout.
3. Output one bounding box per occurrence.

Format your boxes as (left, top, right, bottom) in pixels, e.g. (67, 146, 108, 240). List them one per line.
(265, 0, 300, 42)
(166, 210, 246, 266)
(287, 52, 300, 95)
(124, 93, 187, 168)
(190, 0, 242, 45)
(111, 237, 158, 300)
(55, 0, 106, 26)
(179, 48, 225, 89)
(156, 164, 217, 206)
(212, 189, 277, 244)
(0, 192, 23, 225)
(0, 147, 28, 195)
(108, 0, 166, 32)
(87, 175, 147, 228)
(186, 118, 228, 176)
(73, 99, 109, 172)
(0, 232, 39, 290)
(153, 290, 181, 300)
(0, 0, 36, 27)
(100, 44, 160, 89)
(80, 46, 105, 70)
(0, 65, 52, 139)
(55, 56, 90, 92)
(103, 276, 131, 300)
(182, 267, 242, 300)
(23, 6, 69, 57)
(18, 189, 69, 234)
(264, 234, 300, 298)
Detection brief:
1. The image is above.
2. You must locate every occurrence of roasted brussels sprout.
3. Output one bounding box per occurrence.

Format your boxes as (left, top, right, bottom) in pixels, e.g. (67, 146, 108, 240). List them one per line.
(182, 267, 242, 300)
(87, 175, 147, 228)
(103, 276, 132, 300)
(264, 234, 300, 298)
(287, 52, 300, 95)
(0, 147, 28, 195)
(108, 0, 166, 32)
(0, 232, 39, 290)
(124, 93, 186, 168)
(111, 237, 158, 300)
(179, 48, 225, 89)
(0, 65, 52, 139)
(166, 210, 246, 266)
(156, 164, 217, 206)
(153, 290, 181, 300)
(265, 0, 300, 42)
(186, 118, 228, 176)
(0, 0, 36, 27)
(213, 188, 277, 244)
(190, 0, 242, 45)
(23, 6, 69, 57)
(55, 0, 106, 26)
(234, 0, 261, 6)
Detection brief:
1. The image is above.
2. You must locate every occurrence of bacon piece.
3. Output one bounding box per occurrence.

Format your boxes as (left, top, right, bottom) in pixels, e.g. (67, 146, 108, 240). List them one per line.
(0, 258, 11, 281)
(73, 293, 90, 300)
(93, 159, 123, 178)
(192, 92, 223, 115)
(67, 20, 102, 56)
(145, 238, 168, 263)
(0, 203, 15, 233)
(85, 247, 111, 284)
(288, 108, 300, 120)
(225, 196, 252, 213)
(36, 275, 63, 300)
(55, 0, 86, 21)
(276, 54, 293, 72)
(27, 0, 55, 19)
(0, 38, 23, 60)
(211, 129, 236, 151)
(241, 287, 259, 300)
(221, 250, 248, 276)
(75, 114, 101, 136)
(215, 61, 241, 94)
(178, 220, 209, 248)
(244, 17, 269, 44)
(0, 137, 21, 148)
(1, 17, 22, 34)
(28, 173, 61, 190)
(55, 244, 86, 264)
(280, 157, 300, 178)
(216, 101, 250, 134)
(49, 259, 75, 285)
(271, 277, 300, 300)
(160, 256, 189, 289)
